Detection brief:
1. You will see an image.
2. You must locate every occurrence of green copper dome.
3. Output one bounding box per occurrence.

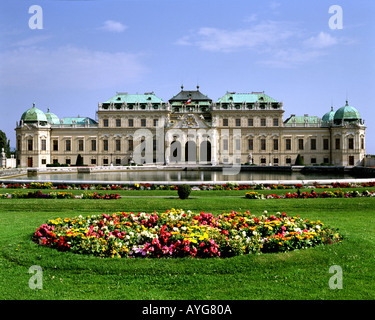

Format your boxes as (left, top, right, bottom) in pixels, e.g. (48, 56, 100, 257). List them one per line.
(334, 101, 361, 124)
(45, 108, 60, 124)
(322, 106, 335, 123)
(20, 103, 48, 124)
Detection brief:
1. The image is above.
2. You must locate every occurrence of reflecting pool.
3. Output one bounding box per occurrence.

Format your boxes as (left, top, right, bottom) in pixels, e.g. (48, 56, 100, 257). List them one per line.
(7, 169, 366, 183)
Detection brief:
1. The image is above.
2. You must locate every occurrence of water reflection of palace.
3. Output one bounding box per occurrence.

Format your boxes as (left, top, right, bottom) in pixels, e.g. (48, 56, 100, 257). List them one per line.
(16, 86, 366, 168)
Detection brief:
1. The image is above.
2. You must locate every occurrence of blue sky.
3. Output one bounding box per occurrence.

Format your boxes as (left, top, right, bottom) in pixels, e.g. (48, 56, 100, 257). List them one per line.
(1, 0, 374, 153)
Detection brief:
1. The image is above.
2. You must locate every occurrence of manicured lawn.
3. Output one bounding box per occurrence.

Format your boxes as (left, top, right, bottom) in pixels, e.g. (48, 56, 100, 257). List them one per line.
(0, 191, 374, 300)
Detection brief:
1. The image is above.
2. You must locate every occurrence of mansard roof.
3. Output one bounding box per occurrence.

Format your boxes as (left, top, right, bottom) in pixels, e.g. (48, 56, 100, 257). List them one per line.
(60, 117, 97, 125)
(284, 114, 321, 124)
(217, 91, 278, 104)
(169, 86, 212, 103)
(104, 92, 164, 104)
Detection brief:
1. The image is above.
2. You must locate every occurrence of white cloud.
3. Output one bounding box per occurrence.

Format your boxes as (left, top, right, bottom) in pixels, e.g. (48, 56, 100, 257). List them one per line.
(304, 32, 338, 49)
(269, 1, 281, 10)
(0, 46, 146, 90)
(10, 35, 52, 47)
(176, 21, 299, 53)
(99, 20, 127, 33)
(259, 48, 326, 68)
(176, 20, 351, 68)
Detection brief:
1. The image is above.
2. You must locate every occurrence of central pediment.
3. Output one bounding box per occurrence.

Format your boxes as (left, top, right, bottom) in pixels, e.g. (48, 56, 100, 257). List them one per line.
(172, 114, 210, 129)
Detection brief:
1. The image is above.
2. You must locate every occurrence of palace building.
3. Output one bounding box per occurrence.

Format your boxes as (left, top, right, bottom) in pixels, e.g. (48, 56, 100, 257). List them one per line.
(15, 86, 366, 168)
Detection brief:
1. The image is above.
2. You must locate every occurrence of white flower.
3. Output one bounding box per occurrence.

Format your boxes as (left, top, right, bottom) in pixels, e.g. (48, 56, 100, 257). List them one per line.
(294, 227, 302, 233)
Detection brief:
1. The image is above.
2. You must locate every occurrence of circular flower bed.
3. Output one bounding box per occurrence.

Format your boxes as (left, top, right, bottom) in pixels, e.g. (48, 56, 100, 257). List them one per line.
(33, 209, 343, 258)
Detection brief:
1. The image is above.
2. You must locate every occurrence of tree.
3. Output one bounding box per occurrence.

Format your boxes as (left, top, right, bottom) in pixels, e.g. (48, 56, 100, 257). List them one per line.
(0, 130, 11, 157)
(76, 154, 84, 166)
(295, 154, 304, 166)
(177, 184, 191, 199)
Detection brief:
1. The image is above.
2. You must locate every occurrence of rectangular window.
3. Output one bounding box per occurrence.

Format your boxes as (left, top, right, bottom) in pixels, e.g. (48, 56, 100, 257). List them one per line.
(311, 158, 317, 164)
(349, 156, 354, 166)
(116, 119, 121, 127)
(103, 159, 108, 165)
(153, 119, 159, 127)
(128, 139, 133, 151)
(65, 158, 71, 165)
(248, 139, 253, 151)
(273, 118, 279, 127)
(273, 158, 279, 164)
(286, 158, 292, 164)
(335, 138, 340, 150)
(361, 138, 365, 149)
(348, 138, 354, 150)
(273, 139, 278, 151)
(153, 139, 157, 151)
(223, 139, 228, 151)
(323, 138, 329, 150)
(91, 140, 97, 151)
(78, 139, 84, 152)
(235, 119, 241, 127)
(28, 139, 33, 151)
(53, 140, 58, 151)
(41, 159, 46, 165)
(261, 158, 266, 164)
(128, 119, 134, 127)
(115, 158, 121, 165)
(260, 138, 266, 151)
(103, 119, 109, 127)
(115, 139, 121, 151)
(235, 139, 241, 151)
(223, 118, 228, 126)
(91, 158, 96, 165)
(65, 139, 71, 152)
(141, 119, 146, 127)
(248, 118, 253, 127)
(324, 158, 329, 164)
(285, 138, 291, 151)
(41, 139, 46, 151)
(298, 138, 304, 150)
(260, 118, 266, 127)
(103, 139, 108, 151)
(311, 138, 316, 150)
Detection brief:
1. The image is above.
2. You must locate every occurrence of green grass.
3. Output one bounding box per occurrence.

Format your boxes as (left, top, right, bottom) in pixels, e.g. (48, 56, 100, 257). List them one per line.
(0, 190, 374, 300)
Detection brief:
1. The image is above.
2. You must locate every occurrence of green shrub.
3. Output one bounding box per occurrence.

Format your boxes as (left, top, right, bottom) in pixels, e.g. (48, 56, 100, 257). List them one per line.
(177, 184, 191, 199)
(76, 154, 84, 166)
(295, 154, 304, 166)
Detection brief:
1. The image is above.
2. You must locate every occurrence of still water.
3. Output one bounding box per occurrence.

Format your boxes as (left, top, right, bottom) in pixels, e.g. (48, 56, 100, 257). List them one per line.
(9, 170, 362, 183)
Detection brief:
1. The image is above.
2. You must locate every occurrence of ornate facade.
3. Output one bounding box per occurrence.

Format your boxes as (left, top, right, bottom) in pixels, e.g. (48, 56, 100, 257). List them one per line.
(15, 87, 366, 167)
